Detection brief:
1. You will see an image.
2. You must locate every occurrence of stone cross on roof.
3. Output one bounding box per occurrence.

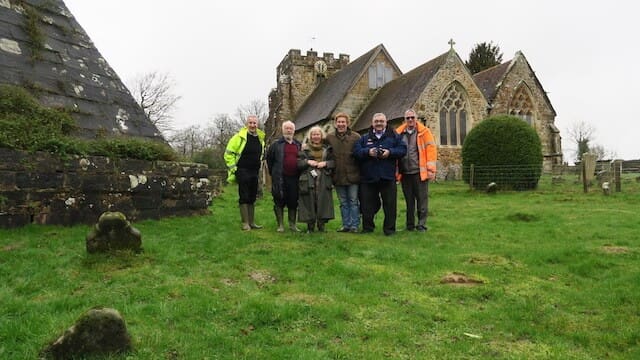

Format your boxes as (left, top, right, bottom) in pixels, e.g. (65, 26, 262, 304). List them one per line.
(448, 38, 456, 50)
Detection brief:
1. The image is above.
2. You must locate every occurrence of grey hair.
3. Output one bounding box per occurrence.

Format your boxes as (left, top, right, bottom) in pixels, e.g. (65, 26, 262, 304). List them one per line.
(308, 125, 325, 140)
(372, 112, 386, 120)
(404, 109, 417, 117)
(281, 120, 295, 131)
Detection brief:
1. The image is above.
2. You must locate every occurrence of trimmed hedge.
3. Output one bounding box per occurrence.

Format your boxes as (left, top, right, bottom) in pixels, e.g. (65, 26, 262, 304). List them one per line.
(0, 84, 176, 161)
(462, 115, 542, 190)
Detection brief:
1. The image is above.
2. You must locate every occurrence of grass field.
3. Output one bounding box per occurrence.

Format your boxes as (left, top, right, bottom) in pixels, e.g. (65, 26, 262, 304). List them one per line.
(1, 176, 639, 359)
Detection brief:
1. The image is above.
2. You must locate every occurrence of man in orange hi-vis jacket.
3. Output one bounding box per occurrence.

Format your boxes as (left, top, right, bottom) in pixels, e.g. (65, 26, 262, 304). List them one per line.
(396, 109, 437, 232)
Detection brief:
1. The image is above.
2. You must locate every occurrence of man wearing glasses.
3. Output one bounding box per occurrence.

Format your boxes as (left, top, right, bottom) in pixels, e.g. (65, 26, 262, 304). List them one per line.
(353, 113, 407, 236)
(396, 109, 437, 232)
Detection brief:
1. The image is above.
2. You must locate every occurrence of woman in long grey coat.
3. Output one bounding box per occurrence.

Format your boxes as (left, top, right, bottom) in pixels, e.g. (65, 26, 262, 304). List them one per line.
(297, 126, 335, 232)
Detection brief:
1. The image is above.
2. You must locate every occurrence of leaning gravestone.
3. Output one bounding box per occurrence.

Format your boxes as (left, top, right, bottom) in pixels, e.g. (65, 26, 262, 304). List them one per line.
(40, 308, 132, 359)
(86, 211, 142, 253)
(582, 152, 597, 184)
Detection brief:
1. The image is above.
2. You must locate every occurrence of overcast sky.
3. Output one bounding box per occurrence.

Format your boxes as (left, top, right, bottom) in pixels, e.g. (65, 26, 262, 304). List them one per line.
(64, 0, 639, 161)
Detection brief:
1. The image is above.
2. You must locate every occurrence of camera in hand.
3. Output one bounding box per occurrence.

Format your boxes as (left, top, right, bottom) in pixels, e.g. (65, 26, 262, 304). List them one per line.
(376, 147, 385, 158)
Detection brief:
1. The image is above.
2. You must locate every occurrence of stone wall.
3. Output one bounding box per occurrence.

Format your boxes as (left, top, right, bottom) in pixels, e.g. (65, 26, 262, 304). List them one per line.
(0, 149, 222, 228)
(413, 51, 489, 172)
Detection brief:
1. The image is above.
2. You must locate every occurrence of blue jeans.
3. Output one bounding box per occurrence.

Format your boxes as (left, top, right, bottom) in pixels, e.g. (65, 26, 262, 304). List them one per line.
(335, 184, 359, 230)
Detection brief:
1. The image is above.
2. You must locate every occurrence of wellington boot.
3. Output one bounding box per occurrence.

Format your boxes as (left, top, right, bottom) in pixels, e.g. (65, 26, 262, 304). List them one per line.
(239, 204, 251, 231)
(317, 221, 325, 232)
(306, 223, 315, 233)
(288, 210, 301, 232)
(248, 204, 262, 229)
(274, 206, 285, 232)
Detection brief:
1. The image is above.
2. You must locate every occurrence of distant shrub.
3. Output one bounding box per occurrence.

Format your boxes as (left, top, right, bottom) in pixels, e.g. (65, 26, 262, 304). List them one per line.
(0, 84, 176, 161)
(89, 138, 177, 161)
(192, 147, 225, 171)
(462, 115, 542, 190)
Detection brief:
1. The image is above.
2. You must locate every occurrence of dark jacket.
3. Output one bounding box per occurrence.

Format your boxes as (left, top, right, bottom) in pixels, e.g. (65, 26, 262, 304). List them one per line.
(266, 137, 302, 199)
(353, 127, 407, 183)
(296, 144, 335, 223)
(325, 128, 361, 186)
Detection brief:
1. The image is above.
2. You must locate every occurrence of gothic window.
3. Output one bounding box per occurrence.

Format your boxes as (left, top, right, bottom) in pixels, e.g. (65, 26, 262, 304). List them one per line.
(368, 61, 393, 89)
(509, 84, 535, 126)
(439, 82, 468, 146)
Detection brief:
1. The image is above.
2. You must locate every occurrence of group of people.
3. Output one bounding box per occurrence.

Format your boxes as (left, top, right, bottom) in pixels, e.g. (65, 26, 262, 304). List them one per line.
(224, 109, 437, 235)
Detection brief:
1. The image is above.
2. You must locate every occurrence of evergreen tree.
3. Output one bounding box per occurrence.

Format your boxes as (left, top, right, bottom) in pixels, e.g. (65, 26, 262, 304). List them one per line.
(465, 41, 503, 74)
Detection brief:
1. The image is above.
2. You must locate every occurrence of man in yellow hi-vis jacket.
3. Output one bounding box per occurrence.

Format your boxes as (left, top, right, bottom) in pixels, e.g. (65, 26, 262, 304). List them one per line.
(224, 115, 266, 231)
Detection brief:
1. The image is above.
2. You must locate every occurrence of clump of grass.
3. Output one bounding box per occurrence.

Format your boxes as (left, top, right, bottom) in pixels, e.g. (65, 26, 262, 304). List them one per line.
(20, 1, 46, 61)
(506, 212, 539, 222)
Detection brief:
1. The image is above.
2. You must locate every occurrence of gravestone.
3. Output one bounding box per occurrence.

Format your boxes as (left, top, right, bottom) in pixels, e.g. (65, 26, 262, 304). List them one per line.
(582, 153, 597, 184)
(86, 211, 141, 253)
(41, 308, 131, 359)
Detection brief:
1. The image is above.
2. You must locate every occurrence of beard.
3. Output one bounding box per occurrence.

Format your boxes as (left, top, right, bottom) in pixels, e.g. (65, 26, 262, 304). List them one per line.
(283, 134, 293, 141)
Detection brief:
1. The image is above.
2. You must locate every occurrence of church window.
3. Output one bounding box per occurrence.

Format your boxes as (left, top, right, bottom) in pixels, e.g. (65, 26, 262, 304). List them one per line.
(439, 82, 468, 146)
(368, 61, 393, 89)
(509, 84, 535, 126)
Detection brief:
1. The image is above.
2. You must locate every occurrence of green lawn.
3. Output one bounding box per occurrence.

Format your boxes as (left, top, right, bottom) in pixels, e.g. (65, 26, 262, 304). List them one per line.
(1, 176, 639, 359)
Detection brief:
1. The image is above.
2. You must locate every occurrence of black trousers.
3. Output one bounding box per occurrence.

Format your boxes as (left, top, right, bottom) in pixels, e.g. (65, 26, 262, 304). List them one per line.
(274, 175, 299, 211)
(236, 168, 259, 205)
(360, 180, 397, 234)
(400, 173, 428, 228)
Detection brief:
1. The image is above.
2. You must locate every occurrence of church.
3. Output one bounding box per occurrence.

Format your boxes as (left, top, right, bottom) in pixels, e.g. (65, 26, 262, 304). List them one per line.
(266, 42, 563, 175)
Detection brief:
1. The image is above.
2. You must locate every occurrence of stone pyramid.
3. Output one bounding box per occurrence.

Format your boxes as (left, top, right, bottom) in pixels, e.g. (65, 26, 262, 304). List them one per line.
(0, 0, 163, 140)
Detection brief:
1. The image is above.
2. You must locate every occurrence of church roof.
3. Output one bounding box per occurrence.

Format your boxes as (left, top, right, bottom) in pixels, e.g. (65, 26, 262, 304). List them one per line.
(472, 60, 512, 103)
(0, 0, 163, 141)
(473, 52, 556, 116)
(294, 44, 398, 131)
(353, 51, 449, 132)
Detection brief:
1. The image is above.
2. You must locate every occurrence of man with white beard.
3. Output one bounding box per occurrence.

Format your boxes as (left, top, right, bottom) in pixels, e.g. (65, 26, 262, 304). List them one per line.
(266, 121, 303, 232)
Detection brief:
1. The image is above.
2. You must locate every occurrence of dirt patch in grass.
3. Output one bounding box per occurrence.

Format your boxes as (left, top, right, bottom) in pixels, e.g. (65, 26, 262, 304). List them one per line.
(2, 243, 21, 251)
(248, 271, 276, 285)
(441, 272, 484, 286)
(601, 245, 630, 254)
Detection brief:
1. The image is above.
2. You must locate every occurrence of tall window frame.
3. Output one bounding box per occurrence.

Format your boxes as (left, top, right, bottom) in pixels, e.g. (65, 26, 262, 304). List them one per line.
(439, 82, 469, 147)
(368, 61, 393, 89)
(509, 83, 536, 126)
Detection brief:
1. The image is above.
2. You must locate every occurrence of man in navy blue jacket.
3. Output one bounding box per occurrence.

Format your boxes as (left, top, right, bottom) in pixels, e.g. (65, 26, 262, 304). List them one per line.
(353, 113, 407, 235)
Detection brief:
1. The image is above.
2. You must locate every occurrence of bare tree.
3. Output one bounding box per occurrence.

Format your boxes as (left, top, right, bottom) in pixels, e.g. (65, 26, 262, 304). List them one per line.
(235, 99, 268, 127)
(590, 144, 617, 161)
(167, 125, 205, 158)
(567, 120, 595, 162)
(129, 71, 181, 134)
(210, 113, 244, 148)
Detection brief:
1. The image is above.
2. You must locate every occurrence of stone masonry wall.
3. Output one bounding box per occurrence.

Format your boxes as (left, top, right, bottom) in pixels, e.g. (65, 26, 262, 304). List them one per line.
(0, 148, 222, 228)
(413, 51, 489, 173)
(335, 51, 401, 122)
(267, 49, 349, 141)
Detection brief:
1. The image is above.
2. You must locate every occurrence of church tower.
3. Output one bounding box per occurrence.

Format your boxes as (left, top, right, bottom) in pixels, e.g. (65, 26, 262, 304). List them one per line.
(266, 49, 349, 140)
